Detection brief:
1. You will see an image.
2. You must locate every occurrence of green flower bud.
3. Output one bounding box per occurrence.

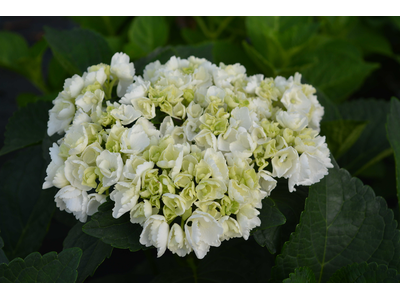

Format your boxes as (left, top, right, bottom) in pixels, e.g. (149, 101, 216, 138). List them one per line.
(82, 166, 98, 189)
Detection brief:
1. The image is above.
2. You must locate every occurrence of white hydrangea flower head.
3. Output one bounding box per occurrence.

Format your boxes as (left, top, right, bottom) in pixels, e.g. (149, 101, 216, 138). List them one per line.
(43, 52, 334, 259)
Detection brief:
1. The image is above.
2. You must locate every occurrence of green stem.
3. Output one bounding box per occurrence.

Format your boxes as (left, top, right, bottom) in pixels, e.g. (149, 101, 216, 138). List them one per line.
(193, 16, 212, 40)
(213, 16, 235, 39)
(186, 253, 198, 282)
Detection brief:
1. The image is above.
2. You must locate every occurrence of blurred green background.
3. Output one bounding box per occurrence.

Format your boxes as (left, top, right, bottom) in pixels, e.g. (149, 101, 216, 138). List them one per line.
(1, 16, 400, 282)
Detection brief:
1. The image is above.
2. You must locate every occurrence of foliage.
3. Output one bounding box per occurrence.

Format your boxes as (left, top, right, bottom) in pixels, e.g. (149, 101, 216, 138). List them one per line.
(0, 16, 399, 282)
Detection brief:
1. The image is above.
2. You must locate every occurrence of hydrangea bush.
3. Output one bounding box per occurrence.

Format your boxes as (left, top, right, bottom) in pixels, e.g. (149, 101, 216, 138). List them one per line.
(42, 52, 332, 259)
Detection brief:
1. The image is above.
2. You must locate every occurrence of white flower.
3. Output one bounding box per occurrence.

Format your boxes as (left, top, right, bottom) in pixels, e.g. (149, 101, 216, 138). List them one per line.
(120, 124, 151, 155)
(110, 102, 141, 125)
(219, 216, 242, 241)
(194, 129, 217, 150)
(229, 127, 257, 156)
(43, 143, 68, 189)
(160, 116, 174, 137)
(110, 52, 135, 97)
(96, 150, 123, 187)
(276, 110, 308, 132)
(185, 211, 223, 259)
(167, 223, 192, 257)
(54, 185, 89, 222)
(63, 75, 84, 98)
(63, 124, 88, 155)
(81, 142, 103, 166)
(203, 148, 229, 185)
(280, 85, 311, 115)
(75, 90, 105, 113)
(130, 200, 157, 225)
(131, 97, 156, 119)
(83, 67, 107, 87)
(72, 109, 91, 125)
(217, 126, 238, 152)
(288, 152, 331, 192)
(245, 74, 264, 94)
(237, 204, 261, 240)
(271, 146, 299, 179)
(230, 107, 253, 131)
(87, 193, 107, 216)
(140, 215, 170, 257)
(258, 171, 277, 197)
(110, 180, 140, 218)
(64, 155, 92, 191)
(47, 93, 75, 136)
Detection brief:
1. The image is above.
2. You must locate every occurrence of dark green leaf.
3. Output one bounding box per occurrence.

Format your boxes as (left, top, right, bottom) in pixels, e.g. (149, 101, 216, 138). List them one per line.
(47, 56, 69, 91)
(283, 267, 317, 283)
(44, 27, 113, 75)
(320, 120, 367, 160)
(153, 237, 275, 283)
(328, 262, 400, 283)
(245, 17, 285, 67)
(82, 200, 146, 252)
(126, 17, 169, 60)
(63, 221, 113, 282)
(390, 16, 400, 31)
(105, 36, 124, 53)
(0, 31, 29, 69)
(335, 99, 391, 175)
(0, 101, 52, 156)
(181, 27, 208, 45)
(174, 43, 214, 62)
(0, 248, 82, 283)
(348, 23, 393, 57)
(242, 41, 275, 77)
(71, 16, 129, 36)
(272, 163, 400, 283)
(0, 237, 8, 265)
(0, 146, 57, 260)
(254, 198, 286, 232)
(253, 180, 307, 254)
(301, 40, 379, 102)
(386, 97, 400, 209)
(213, 41, 259, 76)
(16, 92, 58, 108)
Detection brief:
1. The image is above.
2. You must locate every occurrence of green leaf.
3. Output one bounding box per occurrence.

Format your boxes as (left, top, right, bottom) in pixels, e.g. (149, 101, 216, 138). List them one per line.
(153, 237, 275, 283)
(301, 40, 379, 102)
(245, 17, 318, 68)
(126, 16, 169, 60)
(0, 31, 29, 69)
(63, 222, 113, 282)
(213, 41, 259, 76)
(386, 97, 400, 210)
(320, 120, 367, 160)
(181, 27, 208, 45)
(71, 16, 129, 36)
(242, 41, 275, 77)
(253, 198, 286, 232)
(335, 99, 391, 175)
(0, 237, 8, 265)
(390, 16, 400, 31)
(328, 262, 400, 283)
(47, 56, 69, 91)
(253, 180, 307, 254)
(283, 267, 317, 283)
(82, 200, 146, 252)
(173, 43, 214, 62)
(271, 163, 400, 283)
(16, 92, 58, 108)
(44, 27, 113, 75)
(348, 23, 393, 57)
(0, 101, 52, 156)
(0, 146, 57, 260)
(0, 248, 82, 283)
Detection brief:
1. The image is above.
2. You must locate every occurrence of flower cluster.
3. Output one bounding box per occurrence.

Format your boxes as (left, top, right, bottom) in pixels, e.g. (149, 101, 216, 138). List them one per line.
(43, 52, 333, 259)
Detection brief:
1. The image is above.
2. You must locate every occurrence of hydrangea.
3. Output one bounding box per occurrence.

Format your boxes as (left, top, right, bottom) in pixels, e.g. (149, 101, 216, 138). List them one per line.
(43, 52, 333, 259)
